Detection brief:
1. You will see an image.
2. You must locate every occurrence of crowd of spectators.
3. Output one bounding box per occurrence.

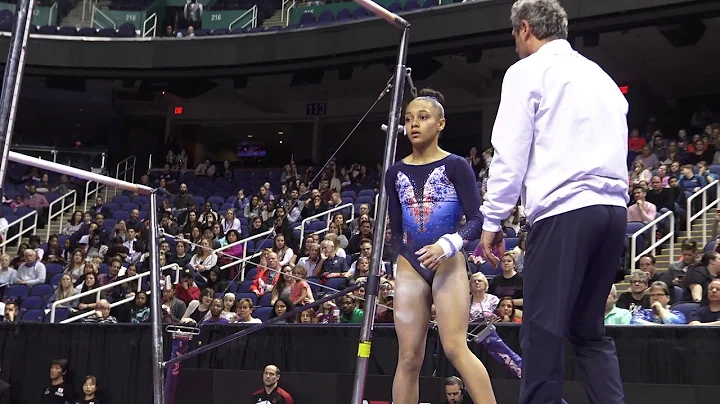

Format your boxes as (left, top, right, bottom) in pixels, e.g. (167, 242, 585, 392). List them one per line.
(1, 119, 719, 329)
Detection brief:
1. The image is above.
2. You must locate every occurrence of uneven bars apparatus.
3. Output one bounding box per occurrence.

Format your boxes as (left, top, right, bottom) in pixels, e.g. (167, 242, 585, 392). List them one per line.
(347, 1, 409, 403)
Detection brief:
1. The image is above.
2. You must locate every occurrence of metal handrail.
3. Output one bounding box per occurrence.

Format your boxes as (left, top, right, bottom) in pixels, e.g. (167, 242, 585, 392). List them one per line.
(0, 210, 38, 254)
(49, 263, 180, 323)
(91, 6, 117, 29)
(285, 1, 296, 26)
(46, 190, 77, 240)
(686, 179, 720, 246)
(116, 155, 137, 184)
(629, 210, 675, 272)
(215, 229, 274, 277)
(229, 4, 257, 31)
(296, 202, 355, 243)
(280, 0, 295, 23)
(48, 2, 58, 25)
(143, 12, 157, 37)
(84, 179, 106, 212)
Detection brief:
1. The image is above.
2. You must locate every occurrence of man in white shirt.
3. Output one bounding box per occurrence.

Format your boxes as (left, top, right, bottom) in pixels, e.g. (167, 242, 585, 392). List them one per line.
(480, 1, 628, 404)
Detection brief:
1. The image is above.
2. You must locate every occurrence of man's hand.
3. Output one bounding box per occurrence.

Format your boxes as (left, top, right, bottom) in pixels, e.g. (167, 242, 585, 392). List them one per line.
(481, 230, 505, 268)
(415, 244, 447, 270)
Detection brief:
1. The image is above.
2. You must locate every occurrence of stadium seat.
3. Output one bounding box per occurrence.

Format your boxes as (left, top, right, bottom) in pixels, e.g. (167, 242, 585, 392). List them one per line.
(21, 309, 45, 323)
(21, 295, 43, 310)
(4, 284, 29, 300)
(671, 302, 699, 320)
(30, 284, 54, 298)
(235, 292, 257, 306)
(254, 307, 272, 321)
(258, 293, 272, 307)
(45, 308, 69, 323)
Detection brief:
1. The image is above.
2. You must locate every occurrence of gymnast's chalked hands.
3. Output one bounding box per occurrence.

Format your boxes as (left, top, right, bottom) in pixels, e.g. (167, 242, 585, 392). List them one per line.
(481, 230, 505, 268)
(416, 243, 447, 270)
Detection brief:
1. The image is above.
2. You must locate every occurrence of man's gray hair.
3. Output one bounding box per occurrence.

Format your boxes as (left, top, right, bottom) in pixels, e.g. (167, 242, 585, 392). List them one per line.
(510, 0, 569, 41)
(629, 269, 649, 283)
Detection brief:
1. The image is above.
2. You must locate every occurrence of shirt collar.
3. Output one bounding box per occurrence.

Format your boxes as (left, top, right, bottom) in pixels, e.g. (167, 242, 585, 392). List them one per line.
(535, 39, 573, 56)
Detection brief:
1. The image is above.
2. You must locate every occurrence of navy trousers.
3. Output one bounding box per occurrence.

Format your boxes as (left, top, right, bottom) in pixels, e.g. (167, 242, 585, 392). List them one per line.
(519, 205, 626, 404)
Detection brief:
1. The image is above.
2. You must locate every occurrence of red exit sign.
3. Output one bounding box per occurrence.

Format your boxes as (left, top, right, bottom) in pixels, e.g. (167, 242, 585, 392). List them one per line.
(174, 106, 183, 115)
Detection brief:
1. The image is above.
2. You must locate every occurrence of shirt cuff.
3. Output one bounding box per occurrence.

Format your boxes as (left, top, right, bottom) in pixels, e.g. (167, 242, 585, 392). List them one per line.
(437, 233, 463, 257)
(482, 220, 503, 233)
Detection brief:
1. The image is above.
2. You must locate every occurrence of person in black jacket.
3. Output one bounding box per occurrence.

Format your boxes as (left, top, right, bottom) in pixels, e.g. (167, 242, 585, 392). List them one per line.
(252, 365, 294, 404)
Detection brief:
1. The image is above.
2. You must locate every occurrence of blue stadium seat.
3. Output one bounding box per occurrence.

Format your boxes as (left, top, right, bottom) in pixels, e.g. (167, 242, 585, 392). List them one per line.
(237, 281, 252, 293)
(235, 292, 257, 306)
(45, 307, 69, 323)
(50, 273, 63, 287)
(22, 309, 45, 323)
(299, 12, 316, 25)
(672, 302, 699, 320)
(30, 284, 54, 298)
(254, 307, 272, 321)
(258, 293, 272, 307)
(21, 295, 43, 310)
(4, 285, 29, 300)
(317, 10, 335, 25)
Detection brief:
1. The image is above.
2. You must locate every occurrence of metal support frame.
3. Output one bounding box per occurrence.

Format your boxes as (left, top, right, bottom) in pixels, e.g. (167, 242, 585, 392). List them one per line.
(349, 1, 409, 402)
(0, 0, 35, 190)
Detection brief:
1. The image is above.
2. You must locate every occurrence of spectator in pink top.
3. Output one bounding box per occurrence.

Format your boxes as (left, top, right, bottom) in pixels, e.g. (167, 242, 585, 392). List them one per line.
(627, 185, 657, 224)
(470, 238, 505, 265)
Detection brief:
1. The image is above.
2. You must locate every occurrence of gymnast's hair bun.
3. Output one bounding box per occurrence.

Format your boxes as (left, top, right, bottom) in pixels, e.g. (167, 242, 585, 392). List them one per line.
(417, 88, 445, 106)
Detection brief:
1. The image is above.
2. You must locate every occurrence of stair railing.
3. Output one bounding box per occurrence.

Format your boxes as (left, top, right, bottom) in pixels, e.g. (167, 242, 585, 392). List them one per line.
(281, 0, 295, 23)
(229, 4, 257, 31)
(46, 190, 77, 240)
(0, 210, 38, 254)
(48, 2, 58, 25)
(629, 210, 675, 272)
(143, 12, 157, 37)
(296, 202, 356, 244)
(215, 229, 275, 278)
(686, 179, 720, 247)
(91, 5, 117, 29)
(284, 0, 296, 26)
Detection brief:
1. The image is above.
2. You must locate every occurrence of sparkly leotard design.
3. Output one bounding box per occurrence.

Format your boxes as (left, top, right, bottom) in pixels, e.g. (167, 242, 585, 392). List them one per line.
(386, 154, 483, 283)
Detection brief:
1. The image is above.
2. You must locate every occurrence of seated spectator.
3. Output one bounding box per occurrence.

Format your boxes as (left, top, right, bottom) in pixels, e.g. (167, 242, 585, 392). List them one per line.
(315, 239, 348, 280)
(28, 235, 44, 261)
(376, 291, 394, 323)
(79, 375, 99, 404)
(273, 235, 294, 267)
(627, 185, 657, 224)
(201, 298, 228, 325)
(338, 295, 363, 323)
(659, 239, 699, 305)
(190, 238, 217, 282)
(11, 249, 46, 286)
(638, 254, 662, 284)
(605, 285, 632, 325)
(162, 286, 186, 323)
(220, 293, 235, 321)
(269, 297, 294, 324)
(48, 274, 79, 310)
(633, 145, 661, 170)
(195, 158, 211, 176)
(175, 269, 200, 305)
(645, 176, 674, 212)
(250, 251, 281, 296)
(0, 254, 16, 289)
(75, 273, 103, 315)
(130, 291, 150, 323)
(234, 298, 261, 324)
(83, 299, 117, 323)
(469, 238, 506, 265)
(290, 265, 314, 306)
(89, 196, 110, 217)
(204, 269, 227, 294)
(298, 308, 318, 324)
(678, 164, 706, 193)
(682, 251, 720, 303)
(220, 209, 241, 234)
(487, 252, 523, 307)
(168, 241, 192, 272)
(2, 300, 18, 322)
(469, 272, 499, 322)
(317, 300, 339, 323)
(629, 161, 652, 186)
(631, 281, 686, 324)
(616, 270, 649, 314)
(181, 288, 214, 325)
(494, 296, 522, 323)
(689, 279, 720, 325)
(62, 211, 84, 236)
(198, 202, 219, 227)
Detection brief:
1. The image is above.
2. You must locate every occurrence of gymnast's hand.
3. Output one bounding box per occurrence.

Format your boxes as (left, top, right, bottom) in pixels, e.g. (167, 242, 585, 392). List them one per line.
(415, 243, 447, 271)
(481, 230, 505, 268)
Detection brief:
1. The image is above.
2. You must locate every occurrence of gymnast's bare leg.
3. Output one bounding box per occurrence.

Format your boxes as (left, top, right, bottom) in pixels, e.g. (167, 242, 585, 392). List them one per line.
(433, 254, 496, 404)
(392, 255, 432, 404)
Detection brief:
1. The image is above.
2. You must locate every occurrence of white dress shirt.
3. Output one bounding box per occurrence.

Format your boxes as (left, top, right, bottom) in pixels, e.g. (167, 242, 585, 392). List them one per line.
(481, 40, 630, 232)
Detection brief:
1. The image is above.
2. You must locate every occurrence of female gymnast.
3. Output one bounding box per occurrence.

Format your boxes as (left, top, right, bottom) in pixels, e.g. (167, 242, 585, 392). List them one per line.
(386, 88, 496, 404)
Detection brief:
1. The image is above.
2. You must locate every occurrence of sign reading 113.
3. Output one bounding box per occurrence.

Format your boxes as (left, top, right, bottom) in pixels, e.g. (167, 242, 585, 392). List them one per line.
(306, 103, 327, 116)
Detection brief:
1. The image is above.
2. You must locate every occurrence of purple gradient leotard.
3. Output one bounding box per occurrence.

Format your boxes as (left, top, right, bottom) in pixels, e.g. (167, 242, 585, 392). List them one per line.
(385, 154, 483, 284)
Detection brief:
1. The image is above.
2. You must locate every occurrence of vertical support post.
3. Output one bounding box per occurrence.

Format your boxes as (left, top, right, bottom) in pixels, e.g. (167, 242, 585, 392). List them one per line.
(148, 192, 166, 404)
(0, 0, 36, 190)
(349, 27, 410, 404)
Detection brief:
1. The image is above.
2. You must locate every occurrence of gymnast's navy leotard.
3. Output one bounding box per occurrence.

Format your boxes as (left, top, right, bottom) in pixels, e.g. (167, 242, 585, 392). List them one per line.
(385, 154, 483, 284)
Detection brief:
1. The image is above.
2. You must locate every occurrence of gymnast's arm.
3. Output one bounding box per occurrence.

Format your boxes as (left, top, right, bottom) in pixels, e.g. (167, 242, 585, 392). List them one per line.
(436, 157, 484, 256)
(480, 65, 534, 233)
(384, 167, 404, 259)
